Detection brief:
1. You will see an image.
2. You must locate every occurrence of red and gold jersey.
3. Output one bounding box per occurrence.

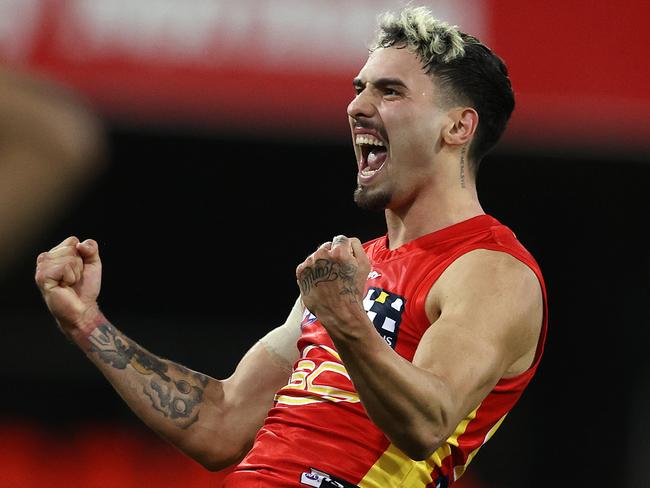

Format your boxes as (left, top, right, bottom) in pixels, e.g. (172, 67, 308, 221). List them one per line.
(224, 215, 548, 488)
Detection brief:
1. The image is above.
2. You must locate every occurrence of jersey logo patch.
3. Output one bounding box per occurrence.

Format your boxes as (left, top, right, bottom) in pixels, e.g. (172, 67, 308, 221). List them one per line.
(300, 471, 325, 487)
(300, 468, 357, 487)
(362, 287, 405, 349)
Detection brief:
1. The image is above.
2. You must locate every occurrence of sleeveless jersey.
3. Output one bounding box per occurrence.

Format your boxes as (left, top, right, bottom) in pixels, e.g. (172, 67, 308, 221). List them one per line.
(223, 215, 548, 488)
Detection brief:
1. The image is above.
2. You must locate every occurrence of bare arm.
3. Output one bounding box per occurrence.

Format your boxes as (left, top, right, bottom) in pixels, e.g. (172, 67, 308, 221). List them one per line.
(297, 237, 542, 460)
(35, 236, 301, 469)
(0, 68, 105, 273)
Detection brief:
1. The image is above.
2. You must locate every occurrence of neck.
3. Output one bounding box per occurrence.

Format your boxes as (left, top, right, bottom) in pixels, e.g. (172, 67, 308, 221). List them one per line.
(384, 180, 484, 250)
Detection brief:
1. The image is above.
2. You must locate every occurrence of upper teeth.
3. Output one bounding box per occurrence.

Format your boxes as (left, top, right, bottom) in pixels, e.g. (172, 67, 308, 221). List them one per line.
(356, 135, 384, 146)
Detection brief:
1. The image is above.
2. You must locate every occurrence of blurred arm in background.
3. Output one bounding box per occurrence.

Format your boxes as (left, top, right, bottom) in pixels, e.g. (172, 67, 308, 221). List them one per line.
(0, 67, 106, 274)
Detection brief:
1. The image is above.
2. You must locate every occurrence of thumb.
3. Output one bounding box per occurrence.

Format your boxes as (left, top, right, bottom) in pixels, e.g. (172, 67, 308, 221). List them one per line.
(76, 239, 101, 266)
(350, 238, 369, 266)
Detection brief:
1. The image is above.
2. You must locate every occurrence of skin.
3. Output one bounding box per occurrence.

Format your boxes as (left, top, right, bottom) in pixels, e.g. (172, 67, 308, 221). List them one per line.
(0, 68, 105, 274)
(295, 47, 543, 459)
(35, 237, 301, 470)
(35, 46, 542, 467)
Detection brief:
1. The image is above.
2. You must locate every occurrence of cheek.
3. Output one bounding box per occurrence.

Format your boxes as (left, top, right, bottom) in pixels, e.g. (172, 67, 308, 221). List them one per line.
(389, 109, 436, 150)
(411, 113, 439, 150)
(390, 125, 437, 164)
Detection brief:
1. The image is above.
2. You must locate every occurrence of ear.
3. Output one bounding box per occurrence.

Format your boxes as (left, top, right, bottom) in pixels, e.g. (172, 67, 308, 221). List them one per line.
(442, 107, 478, 147)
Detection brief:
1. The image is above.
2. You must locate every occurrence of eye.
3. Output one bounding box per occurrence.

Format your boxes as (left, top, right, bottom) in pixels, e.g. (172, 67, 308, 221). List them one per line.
(384, 88, 399, 97)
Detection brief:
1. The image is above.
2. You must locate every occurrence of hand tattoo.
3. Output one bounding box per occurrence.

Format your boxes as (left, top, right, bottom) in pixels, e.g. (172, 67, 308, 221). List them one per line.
(89, 323, 208, 429)
(298, 258, 360, 303)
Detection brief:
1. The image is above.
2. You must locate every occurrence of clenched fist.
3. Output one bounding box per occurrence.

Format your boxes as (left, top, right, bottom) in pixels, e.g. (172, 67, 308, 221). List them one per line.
(35, 236, 102, 338)
(296, 235, 370, 329)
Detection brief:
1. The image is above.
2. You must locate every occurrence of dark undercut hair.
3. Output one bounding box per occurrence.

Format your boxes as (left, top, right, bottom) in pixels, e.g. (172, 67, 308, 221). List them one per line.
(372, 6, 515, 173)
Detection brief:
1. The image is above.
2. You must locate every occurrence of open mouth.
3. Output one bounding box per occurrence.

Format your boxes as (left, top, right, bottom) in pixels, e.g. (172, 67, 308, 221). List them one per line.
(356, 134, 388, 179)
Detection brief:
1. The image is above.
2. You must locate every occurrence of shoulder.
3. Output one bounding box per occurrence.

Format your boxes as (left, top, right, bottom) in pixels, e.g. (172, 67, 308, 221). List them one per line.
(426, 249, 543, 353)
(439, 248, 540, 297)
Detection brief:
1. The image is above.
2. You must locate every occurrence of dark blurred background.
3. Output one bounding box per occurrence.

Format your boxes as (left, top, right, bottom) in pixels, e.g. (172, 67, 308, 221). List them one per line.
(1, 1, 648, 488)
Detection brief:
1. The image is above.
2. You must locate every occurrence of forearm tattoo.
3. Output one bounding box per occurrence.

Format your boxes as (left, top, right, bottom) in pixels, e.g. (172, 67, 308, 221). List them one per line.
(88, 323, 209, 429)
(298, 258, 359, 303)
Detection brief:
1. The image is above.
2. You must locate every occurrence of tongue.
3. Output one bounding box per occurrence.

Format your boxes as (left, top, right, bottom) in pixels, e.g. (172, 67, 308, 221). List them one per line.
(367, 148, 387, 170)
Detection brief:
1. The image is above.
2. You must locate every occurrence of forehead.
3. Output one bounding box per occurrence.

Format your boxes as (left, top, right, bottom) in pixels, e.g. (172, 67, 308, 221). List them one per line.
(356, 47, 431, 88)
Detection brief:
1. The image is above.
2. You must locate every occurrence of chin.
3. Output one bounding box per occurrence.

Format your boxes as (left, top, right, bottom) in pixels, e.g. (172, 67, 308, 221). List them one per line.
(353, 185, 392, 212)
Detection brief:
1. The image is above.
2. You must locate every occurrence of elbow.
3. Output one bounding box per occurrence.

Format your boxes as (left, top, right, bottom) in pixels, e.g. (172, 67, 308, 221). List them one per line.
(173, 427, 248, 472)
(194, 445, 248, 472)
(396, 428, 447, 461)
(188, 433, 252, 472)
(198, 457, 235, 472)
(397, 381, 459, 460)
(392, 408, 453, 460)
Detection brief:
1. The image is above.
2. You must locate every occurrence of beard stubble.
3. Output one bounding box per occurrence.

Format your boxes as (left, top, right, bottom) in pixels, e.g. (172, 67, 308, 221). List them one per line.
(353, 184, 392, 212)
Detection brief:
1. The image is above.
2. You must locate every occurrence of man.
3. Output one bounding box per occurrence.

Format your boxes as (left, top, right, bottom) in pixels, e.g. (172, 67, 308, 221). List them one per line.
(35, 7, 546, 487)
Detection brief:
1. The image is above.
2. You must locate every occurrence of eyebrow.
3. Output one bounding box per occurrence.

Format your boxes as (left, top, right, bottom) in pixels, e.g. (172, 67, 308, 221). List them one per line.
(353, 77, 408, 90)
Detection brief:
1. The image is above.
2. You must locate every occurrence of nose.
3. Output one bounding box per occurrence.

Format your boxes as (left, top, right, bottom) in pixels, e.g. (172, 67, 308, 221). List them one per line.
(347, 90, 375, 120)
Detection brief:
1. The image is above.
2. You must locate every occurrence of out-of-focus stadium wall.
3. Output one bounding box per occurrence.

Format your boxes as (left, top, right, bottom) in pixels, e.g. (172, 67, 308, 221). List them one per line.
(1, 0, 648, 150)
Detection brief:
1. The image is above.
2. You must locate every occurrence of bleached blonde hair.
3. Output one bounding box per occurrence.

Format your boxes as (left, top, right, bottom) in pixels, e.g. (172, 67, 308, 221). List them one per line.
(373, 6, 466, 63)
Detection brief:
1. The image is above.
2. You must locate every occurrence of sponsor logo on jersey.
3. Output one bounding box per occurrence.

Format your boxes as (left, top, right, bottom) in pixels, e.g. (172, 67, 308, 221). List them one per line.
(300, 468, 356, 487)
(300, 471, 324, 487)
(362, 287, 405, 349)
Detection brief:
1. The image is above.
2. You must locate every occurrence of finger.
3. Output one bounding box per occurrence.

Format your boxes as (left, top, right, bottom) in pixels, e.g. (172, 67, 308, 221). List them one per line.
(296, 262, 306, 281)
(350, 238, 370, 266)
(55, 255, 84, 282)
(71, 255, 83, 282)
(47, 236, 82, 258)
(38, 258, 80, 290)
(311, 241, 331, 260)
(331, 235, 353, 259)
(50, 236, 79, 252)
(61, 262, 77, 286)
(47, 245, 79, 259)
(318, 241, 332, 251)
(76, 239, 101, 265)
(331, 235, 350, 249)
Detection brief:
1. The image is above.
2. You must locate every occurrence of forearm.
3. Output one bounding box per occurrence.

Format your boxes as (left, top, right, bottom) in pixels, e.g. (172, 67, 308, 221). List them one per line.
(296, 236, 455, 458)
(71, 312, 235, 467)
(324, 314, 453, 459)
